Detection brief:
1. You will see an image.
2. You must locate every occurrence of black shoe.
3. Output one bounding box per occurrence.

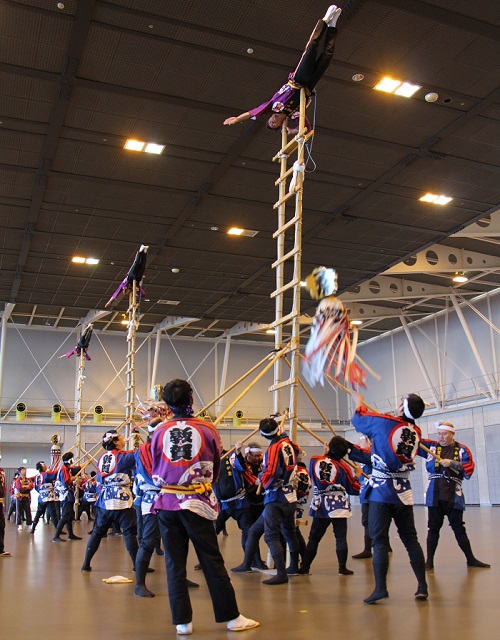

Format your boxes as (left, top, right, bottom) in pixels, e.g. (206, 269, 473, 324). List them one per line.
(155, 547, 164, 556)
(338, 568, 354, 575)
(364, 589, 389, 604)
(186, 579, 200, 589)
(251, 561, 268, 570)
(194, 563, 202, 571)
(425, 560, 434, 571)
(134, 585, 155, 598)
(298, 567, 311, 575)
(352, 551, 372, 559)
(262, 575, 288, 585)
(68, 535, 82, 540)
(231, 563, 252, 573)
(52, 537, 66, 543)
(286, 565, 300, 576)
(81, 565, 92, 572)
(133, 567, 155, 574)
(467, 559, 490, 568)
(415, 584, 428, 600)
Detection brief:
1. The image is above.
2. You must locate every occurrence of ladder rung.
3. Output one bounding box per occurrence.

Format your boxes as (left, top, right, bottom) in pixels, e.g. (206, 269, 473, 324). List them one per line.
(272, 247, 299, 269)
(271, 311, 297, 327)
(275, 165, 295, 186)
(271, 277, 300, 298)
(274, 189, 296, 209)
(273, 215, 300, 238)
(272, 128, 313, 162)
(268, 377, 297, 392)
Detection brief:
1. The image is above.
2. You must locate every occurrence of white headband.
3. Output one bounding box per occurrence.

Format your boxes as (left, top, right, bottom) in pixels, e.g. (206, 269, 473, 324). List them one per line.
(245, 446, 262, 455)
(435, 421, 455, 433)
(403, 397, 418, 420)
(260, 424, 279, 437)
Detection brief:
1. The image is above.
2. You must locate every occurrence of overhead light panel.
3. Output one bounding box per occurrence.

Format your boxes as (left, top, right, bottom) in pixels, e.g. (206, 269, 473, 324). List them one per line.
(121, 320, 130, 325)
(374, 77, 401, 93)
(266, 329, 276, 335)
(394, 82, 421, 97)
(419, 193, 453, 205)
(228, 227, 244, 236)
(452, 272, 468, 283)
(124, 139, 145, 151)
(434, 195, 453, 205)
(374, 78, 421, 98)
(85, 258, 99, 265)
(72, 256, 85, 263)
(144, 143, 165, 155)
(350, 319, 363, 326)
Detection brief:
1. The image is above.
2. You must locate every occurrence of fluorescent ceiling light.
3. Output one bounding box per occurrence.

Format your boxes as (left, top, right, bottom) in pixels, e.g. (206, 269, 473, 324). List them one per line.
(300, 281, 307, 287)
(72, 256, 85, 263)
(350, 319, 363, 326)
(144, 143, 165, 155)
(434, 195, 453, 205)
(394, 82, 421, 98)
(85, 258, 99, 265)
(419, 193, 438, 202)
(124, 139, 145, 151)
(227, 227, 244, 236)
(419, 193, 453, 205)
(452, 273, 468, 283)
(266, 329, 276, 334)
(374, 77, 401, 93)
(121, 320, 130, 325)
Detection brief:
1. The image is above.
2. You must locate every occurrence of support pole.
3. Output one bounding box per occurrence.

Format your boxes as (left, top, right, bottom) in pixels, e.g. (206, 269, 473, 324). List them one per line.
(450, 294, 497, 399)
(400, 315, 441, 409)
(0, 304, 14, 415)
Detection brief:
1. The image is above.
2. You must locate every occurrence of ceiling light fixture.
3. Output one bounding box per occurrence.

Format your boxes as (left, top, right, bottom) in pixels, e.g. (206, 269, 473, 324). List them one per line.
(394, 82, 421, 98)
(144, 143, 165, 154)
(121, 320, 130, 325)
(374, 77, 421, 97)
(374, 77, 402, 93)
(85, 258, 99, 265)
(266, 329, 276, 335)
(124, 139, 145, 151)
(72, 256, 85, 264)
(227, 227, 244, 236)
(419, 193, 453, 205)
(350, 319, 363, 326)
(452, 272, 468, 283)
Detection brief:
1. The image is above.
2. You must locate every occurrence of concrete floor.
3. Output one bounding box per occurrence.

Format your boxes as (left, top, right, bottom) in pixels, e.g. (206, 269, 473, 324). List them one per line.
(1, 506, 496, 639)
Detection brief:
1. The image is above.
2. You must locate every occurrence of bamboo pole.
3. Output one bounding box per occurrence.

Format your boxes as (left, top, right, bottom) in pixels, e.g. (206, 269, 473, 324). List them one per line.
(213, 345, 290, 427)
(196, 347, 288, 417)
(296, 419, 368, 479)
(221, 427, 261, 460)
(284, 356, 336, 435)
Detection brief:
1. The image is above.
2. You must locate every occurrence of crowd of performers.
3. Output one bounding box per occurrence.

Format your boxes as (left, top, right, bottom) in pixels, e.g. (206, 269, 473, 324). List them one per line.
(0, 379, 491, 635)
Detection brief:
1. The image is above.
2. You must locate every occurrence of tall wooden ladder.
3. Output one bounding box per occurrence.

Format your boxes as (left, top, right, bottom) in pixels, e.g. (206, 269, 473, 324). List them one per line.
(270, 89, 314, 440)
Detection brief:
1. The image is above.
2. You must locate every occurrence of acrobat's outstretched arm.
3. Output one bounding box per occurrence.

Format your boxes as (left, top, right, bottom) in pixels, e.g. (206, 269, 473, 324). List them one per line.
(223, 112, 252, 126)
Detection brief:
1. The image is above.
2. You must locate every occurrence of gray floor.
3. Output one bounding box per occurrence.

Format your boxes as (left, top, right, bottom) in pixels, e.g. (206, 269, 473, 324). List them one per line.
(1, 506, 496, 639)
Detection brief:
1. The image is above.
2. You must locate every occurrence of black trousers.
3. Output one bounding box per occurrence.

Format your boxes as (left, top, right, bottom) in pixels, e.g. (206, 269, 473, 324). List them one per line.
(84, 506, 138, 566)
(16, 498, 32, 526)
(263, 501, 299, 567)
(136, 512, 161, 564)
(157, 509, 239, 625)
(369, 501, 425, 587)
(303, 517, 348, 571)
(427, 500, 474, 561)
(32, 502, 58, 530)
(294, 22, 338, 92)
(54, 501, 75, 537)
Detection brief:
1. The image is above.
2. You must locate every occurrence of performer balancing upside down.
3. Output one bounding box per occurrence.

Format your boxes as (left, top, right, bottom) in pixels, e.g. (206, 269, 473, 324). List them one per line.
(223, 5, 342, 133)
